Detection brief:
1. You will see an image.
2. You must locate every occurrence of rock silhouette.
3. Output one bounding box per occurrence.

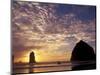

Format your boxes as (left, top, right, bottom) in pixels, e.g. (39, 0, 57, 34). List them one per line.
(71, 40, 96, 70)
(29, 52, 36, 73)
(29, 52, 36, 64)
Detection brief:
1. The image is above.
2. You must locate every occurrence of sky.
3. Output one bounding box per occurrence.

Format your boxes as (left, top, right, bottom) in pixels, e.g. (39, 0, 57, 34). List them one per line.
(12, 1, 96, 63)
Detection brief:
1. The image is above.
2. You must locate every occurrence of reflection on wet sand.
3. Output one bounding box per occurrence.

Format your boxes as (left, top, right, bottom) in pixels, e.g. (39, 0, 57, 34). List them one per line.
(29, 63, 34, 73)
(13, 62, 72, 74)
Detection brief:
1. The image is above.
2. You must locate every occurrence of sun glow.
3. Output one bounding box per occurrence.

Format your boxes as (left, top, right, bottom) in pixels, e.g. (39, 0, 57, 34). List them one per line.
(14, 49, 71, 63)
(29, 49, 72, 62)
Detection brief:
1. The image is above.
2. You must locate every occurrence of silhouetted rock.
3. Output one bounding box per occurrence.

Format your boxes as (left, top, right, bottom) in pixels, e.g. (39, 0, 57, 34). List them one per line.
(29, 52, 36, 64)
(71, 40, 96, 61)
(71, 40, 96, 70)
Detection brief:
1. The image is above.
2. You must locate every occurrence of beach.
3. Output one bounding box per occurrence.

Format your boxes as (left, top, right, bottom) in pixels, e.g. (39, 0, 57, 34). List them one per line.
(12, 61, 96, 74)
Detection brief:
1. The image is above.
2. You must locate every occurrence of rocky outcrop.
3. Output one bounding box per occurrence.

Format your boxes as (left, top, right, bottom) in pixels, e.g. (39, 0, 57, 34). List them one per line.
(29, 52, 36, 63)
(71, 40, 96, 70)
(71, 40, 96, 61)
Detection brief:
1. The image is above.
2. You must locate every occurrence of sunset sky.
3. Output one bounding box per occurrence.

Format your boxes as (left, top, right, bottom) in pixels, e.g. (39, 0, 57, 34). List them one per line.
(12, 1, 96, 63)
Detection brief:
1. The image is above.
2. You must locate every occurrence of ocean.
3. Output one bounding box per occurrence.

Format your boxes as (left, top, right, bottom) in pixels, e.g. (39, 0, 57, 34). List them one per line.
(13, 62, 72, 74)
(12, 61, 96, 74)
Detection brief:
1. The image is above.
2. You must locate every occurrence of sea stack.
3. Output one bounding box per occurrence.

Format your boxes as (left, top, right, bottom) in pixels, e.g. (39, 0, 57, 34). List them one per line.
(29, 52, 36, 64)
(71, 40, 96, 61)
(71, 40, 96, 70)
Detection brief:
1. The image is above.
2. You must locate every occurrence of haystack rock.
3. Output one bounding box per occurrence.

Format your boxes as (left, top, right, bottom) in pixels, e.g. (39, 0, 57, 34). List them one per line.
(71, 40, 96, 61)
(71, 40, 96, 70)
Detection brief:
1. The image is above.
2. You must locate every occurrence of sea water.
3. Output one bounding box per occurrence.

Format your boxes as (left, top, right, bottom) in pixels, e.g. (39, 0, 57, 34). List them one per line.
(13, 62, 72, 74)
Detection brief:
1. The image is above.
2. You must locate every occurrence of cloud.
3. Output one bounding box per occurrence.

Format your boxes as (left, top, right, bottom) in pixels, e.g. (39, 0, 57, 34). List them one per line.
(12, 1, 96, 53)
